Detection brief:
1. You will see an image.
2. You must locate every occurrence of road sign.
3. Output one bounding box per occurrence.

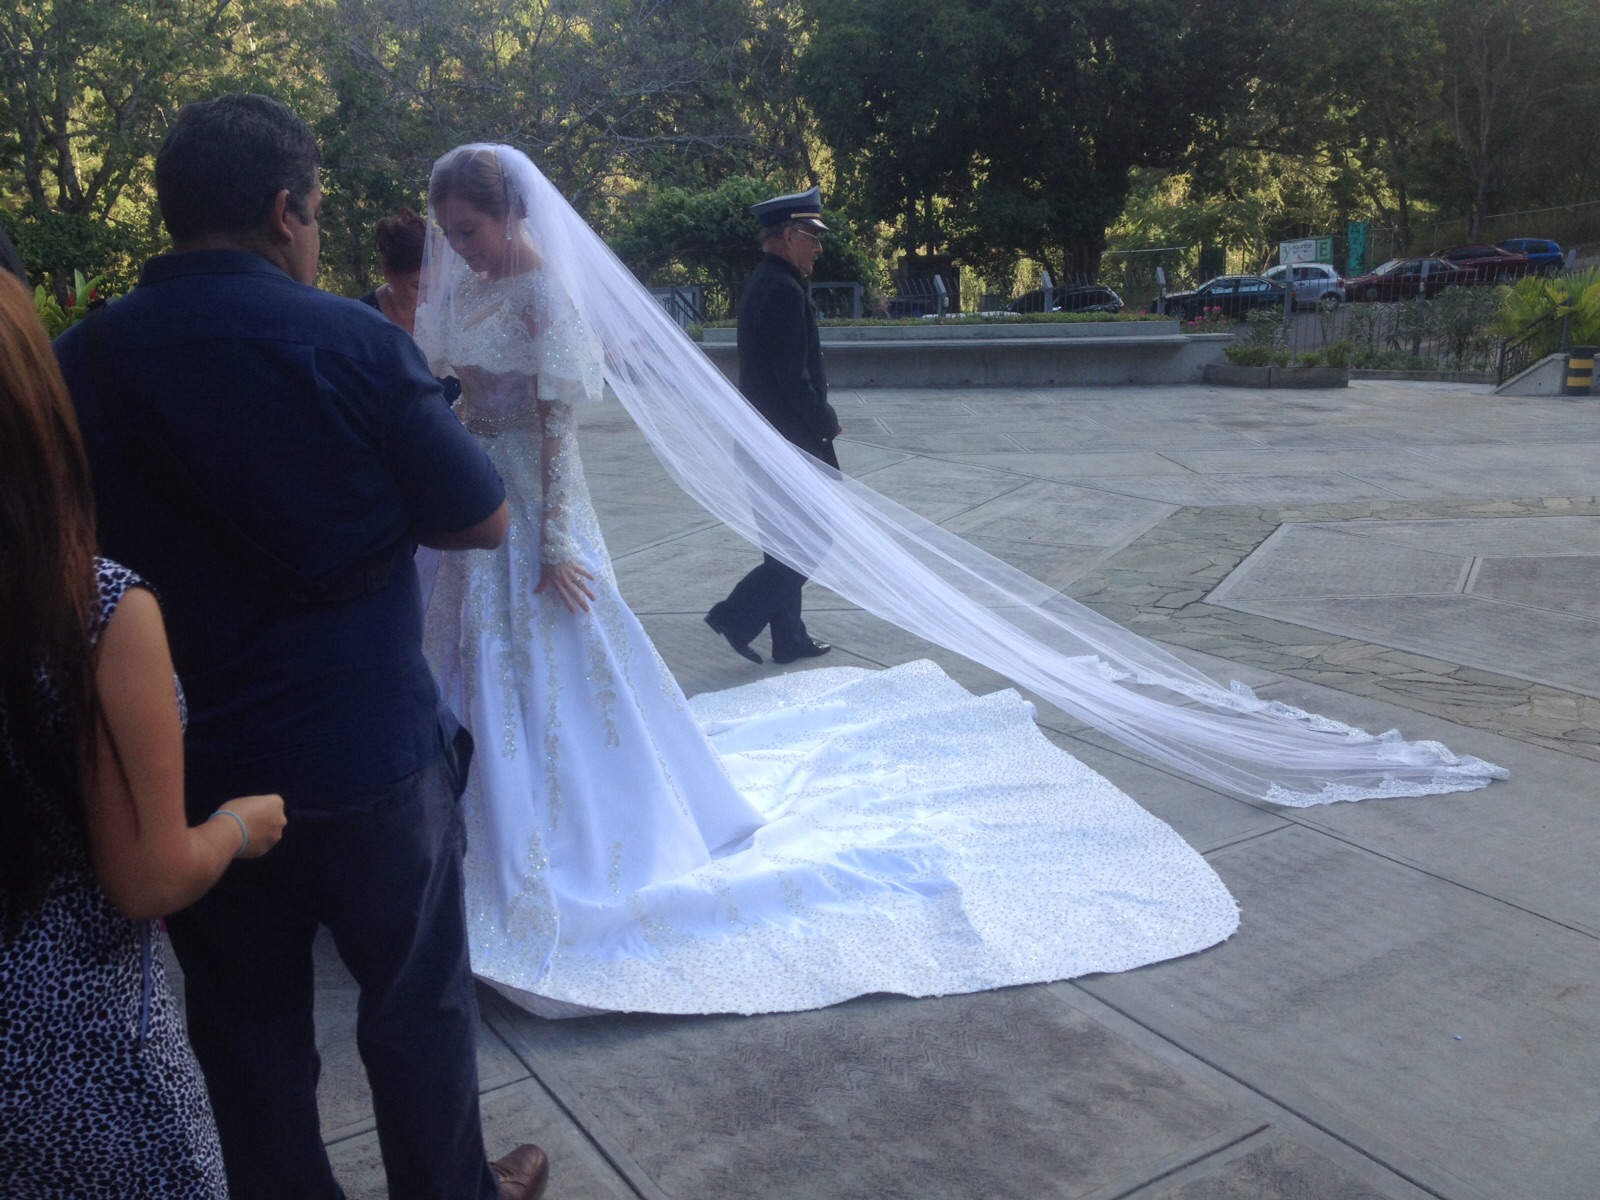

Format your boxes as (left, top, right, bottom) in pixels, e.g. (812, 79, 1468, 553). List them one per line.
(1280, 238, 1318, 265)
(1280, 237, 1335, 266)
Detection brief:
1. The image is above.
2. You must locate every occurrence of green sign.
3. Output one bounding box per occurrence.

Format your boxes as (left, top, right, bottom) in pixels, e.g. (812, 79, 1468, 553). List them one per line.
(1316, 237, 1334, 262)
(1346, 222, 1368, 276)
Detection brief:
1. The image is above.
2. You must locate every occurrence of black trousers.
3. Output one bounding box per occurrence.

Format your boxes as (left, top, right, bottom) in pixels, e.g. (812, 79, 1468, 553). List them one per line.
(709, 552, 811, 656)
(709, 438, 837, 656)
(167, 736, 495, 1200)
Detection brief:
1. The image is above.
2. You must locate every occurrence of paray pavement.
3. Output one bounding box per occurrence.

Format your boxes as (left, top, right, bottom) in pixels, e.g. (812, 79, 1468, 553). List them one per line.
(296, 379, 1600, 1199)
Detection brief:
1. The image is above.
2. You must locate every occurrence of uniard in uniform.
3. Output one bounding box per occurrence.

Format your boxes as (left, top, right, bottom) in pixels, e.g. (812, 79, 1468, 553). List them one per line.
(704, 186, 838, 664)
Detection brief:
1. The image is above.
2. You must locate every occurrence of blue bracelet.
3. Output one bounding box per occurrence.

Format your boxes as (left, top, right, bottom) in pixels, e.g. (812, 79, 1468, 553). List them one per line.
(208, 809, 249, 859)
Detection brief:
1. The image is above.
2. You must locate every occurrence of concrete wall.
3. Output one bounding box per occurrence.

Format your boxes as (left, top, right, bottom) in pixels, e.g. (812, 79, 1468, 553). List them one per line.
(1203, 363, 1349, 389)
(700, 324, 1231, 387)
(701, 320, 1180, 343)
(1495, 353, 1577, 397)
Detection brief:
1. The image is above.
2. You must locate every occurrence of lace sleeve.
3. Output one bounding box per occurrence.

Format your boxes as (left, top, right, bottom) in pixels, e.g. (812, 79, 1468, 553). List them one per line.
(534, 276, 605, 405)
(537, 398, 580, 566)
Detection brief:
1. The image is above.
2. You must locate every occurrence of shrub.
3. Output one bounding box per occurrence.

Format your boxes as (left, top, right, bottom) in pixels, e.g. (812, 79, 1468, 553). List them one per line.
(1224, 344, 1272, 366)
(33, 270, 107, 337)
(609, 176, 884, 320)
(0, 208, 148, 296)
(1432, 285, 1503, 368)
(1184, 305, 1232, 334)
(1350, 348, 1433, 370)
(1496, 267, 1600, 356)
(1346, 293, 1498, 371)
(1241, 306, 1287, 349)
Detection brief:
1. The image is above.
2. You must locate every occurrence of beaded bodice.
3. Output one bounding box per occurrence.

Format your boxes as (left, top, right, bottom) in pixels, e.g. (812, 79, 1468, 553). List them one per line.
(436, 270, 602, 567)
(437, 270, 603, 410)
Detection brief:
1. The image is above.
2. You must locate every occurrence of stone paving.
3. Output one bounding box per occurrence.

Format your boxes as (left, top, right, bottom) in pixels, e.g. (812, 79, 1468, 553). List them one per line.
(293, 378, 1600, 1199)
(1072, 497, 1600, 761)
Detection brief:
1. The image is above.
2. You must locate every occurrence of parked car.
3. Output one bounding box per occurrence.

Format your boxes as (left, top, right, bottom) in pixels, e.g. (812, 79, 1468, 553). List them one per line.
(1498, 237, 1564, 274)
(1158, 274, 1287, 320)
(1058, 283, 1124, 313)
(1434, 244, 1530, 281)
(1262, 263, 1346, 309)
(1013, 283, 1125, 313)
(1344, 257, 1473, 301)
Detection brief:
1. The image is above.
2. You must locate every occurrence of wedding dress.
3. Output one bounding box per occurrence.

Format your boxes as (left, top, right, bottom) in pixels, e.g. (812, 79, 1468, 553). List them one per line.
(420, 267, 1238, 1017)
(415, 144, 1503, 1018)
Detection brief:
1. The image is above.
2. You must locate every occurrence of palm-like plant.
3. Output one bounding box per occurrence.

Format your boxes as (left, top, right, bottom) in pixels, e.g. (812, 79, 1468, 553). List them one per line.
(1497, 268, 1600, 357)
(33, 270, 106, 337)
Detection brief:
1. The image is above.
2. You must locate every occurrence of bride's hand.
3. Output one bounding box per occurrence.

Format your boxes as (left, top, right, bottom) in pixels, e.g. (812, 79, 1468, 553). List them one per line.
(536, 560, 597, 613)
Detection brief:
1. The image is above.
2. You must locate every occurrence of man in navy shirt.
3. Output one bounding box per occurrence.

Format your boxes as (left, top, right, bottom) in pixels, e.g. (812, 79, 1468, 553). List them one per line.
(57, 95, 547, 1200)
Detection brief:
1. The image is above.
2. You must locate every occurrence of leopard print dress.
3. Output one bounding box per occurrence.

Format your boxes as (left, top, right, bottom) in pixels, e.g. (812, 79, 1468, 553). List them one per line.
(0, 559, 227, 1197)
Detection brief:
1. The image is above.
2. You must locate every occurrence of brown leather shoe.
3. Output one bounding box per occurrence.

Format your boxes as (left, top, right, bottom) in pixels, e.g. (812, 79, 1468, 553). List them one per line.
(491, 1143, 550, 1200)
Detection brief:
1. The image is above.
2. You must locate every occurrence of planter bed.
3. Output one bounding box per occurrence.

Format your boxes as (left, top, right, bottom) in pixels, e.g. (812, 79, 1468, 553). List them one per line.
(701, 320, 1180, 343)
(701, 327, 1229, 387)
(1350, 368, 1494, 384)
(1204, 363, 1349, 389)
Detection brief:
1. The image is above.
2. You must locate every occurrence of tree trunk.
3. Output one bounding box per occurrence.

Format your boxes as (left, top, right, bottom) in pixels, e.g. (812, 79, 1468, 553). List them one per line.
(1061, 239, 1105, 285)
(1396, 182, 1412, 254)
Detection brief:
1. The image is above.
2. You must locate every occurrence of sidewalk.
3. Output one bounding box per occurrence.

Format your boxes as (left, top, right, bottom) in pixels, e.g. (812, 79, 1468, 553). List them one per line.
(312, 379, 1599, 1199)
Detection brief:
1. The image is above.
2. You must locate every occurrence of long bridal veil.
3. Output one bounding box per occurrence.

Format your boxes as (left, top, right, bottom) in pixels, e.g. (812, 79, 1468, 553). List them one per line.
(416, 144, 1506, 806)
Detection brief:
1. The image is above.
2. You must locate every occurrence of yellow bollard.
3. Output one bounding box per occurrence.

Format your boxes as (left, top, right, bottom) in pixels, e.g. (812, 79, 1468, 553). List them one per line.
(1566, 346, 1596, 396)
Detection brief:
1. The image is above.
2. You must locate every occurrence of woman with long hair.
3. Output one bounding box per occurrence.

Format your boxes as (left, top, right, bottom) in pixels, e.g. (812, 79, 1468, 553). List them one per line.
(0, 271, 286, 1194)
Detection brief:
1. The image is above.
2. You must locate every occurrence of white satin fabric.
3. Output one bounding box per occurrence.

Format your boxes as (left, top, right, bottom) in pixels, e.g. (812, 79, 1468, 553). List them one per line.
(424, 406, 1238, 1017)
(418, 251, 1237, 1016)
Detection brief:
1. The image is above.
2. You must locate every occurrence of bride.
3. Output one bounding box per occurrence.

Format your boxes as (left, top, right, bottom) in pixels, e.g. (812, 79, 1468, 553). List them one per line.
(413, 144, 1504, 1018)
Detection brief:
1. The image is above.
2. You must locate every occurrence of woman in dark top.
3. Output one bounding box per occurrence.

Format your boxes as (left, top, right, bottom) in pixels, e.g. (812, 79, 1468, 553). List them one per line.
(362, 206, 459, 403)
(0, 271, 286, 1195)
(359, 207, 426, 334)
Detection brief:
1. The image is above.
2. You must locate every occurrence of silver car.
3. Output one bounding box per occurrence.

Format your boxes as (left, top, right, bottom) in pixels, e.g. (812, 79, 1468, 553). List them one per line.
(1262, 263, 1346, 309)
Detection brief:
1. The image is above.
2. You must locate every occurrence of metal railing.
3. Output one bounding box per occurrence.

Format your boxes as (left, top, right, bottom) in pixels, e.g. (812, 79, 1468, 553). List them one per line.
(1496, 311, 1566, 385)
(1107, 199, 1600, 296)
(808, 281, 864, 318)
(971, 273, 1129, 314)
(1101, 251, 1191, 309)
(649, 285, 704, 329)
(1370, 200, 1600, 262)
(1216, 289, 1504, 374)
(886, 272, 953, 317)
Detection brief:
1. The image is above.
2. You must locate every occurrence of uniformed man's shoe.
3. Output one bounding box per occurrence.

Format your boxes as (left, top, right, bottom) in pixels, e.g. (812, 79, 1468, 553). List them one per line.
(705, 610, 762, 664)
(492, 1143, 549, 1199)
(773, 639, 832, 665)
